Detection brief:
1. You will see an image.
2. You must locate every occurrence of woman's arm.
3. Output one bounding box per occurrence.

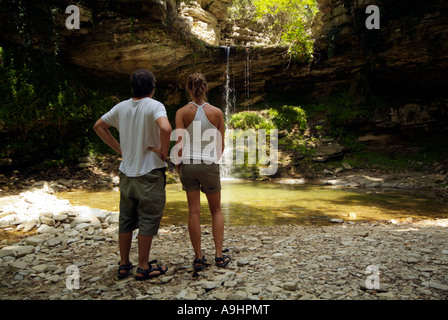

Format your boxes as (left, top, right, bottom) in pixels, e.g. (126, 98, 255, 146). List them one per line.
(173, 109, 186, 169)
(216, 110, 225, 161)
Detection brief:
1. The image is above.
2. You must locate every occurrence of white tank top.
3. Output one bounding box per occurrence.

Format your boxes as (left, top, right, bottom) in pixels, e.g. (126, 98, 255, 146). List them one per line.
(184, 102, 219, 163)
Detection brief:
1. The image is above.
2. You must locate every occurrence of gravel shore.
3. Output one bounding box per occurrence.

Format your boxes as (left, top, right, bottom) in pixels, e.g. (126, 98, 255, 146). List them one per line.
(1, 186, 448, 301)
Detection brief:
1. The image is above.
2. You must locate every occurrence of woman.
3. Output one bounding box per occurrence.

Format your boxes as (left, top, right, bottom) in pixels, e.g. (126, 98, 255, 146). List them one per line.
(174, 73, 231, 271)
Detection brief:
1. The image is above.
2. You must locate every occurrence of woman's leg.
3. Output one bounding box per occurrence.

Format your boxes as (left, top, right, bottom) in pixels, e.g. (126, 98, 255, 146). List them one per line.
(186, 190, 202, 260)
(205, 191, 225, 259)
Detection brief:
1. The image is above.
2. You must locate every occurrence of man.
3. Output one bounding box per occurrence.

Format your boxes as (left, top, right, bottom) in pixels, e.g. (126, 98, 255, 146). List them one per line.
(93, 69, 172, 280)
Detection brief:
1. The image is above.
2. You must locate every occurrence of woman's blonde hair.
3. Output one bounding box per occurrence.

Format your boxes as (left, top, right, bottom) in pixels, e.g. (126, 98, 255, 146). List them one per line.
(186, 73, 207, 100)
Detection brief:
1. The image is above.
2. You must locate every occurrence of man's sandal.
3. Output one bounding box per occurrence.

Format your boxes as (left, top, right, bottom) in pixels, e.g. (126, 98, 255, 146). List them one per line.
(117, 262, 134, 280)
(135, 259, 168, 281)
(193, 256, 208, 272)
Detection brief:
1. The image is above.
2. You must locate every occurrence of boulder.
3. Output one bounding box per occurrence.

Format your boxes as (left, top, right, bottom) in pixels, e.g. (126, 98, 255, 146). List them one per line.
(22, 219, 39, 232)
(312, 144, 345, 162)
(0, 245, 34, 258)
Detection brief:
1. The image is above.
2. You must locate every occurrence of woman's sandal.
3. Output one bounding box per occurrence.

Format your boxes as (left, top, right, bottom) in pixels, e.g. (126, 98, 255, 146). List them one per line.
(117, 262, 134, 280)
(193, 256, 208, 272)
(135, 259, 168, 281)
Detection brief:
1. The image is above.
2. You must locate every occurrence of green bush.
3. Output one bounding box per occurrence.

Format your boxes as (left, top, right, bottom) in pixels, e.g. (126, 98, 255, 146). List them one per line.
(268, 105, 307, 131)
(228, 106, 307, 132)
(228, 111, 275, 130)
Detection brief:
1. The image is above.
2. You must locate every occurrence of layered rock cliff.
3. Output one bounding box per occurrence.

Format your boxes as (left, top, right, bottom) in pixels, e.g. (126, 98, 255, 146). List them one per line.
(49, 0, 291, 107)
(303, 0, 448, 130)
(1, 0, 447, 129)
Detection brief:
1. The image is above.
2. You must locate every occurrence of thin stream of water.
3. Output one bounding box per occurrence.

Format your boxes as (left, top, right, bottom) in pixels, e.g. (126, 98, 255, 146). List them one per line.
(221, 46, 236, 179)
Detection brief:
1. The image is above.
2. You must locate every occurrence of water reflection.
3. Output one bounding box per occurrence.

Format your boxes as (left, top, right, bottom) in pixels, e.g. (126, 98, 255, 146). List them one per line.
(57, 181, 448, 227)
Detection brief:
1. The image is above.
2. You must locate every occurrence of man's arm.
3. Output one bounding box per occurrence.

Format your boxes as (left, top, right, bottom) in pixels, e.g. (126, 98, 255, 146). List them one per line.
(93, 118, 122, 155)
(148, 116, 172, 161)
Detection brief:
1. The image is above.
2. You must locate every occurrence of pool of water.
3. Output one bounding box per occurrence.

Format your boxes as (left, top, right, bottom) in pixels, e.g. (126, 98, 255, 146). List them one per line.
(57, 181, 448, 226)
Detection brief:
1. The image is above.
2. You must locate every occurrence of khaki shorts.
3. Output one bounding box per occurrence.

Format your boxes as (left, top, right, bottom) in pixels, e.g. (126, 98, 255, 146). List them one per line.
(179, 163, 221, 194)
(118, 168, 166, 236)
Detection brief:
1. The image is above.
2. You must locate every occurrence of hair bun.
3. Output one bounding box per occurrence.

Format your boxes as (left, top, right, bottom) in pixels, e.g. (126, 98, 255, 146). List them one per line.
(187, 73, 208, 100)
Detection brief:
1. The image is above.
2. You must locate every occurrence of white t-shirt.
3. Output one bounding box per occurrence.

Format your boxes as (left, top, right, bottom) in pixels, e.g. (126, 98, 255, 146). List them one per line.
(101, 97, 167, 177)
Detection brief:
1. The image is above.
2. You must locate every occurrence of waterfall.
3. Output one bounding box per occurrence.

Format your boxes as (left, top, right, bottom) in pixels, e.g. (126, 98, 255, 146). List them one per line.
(244, 47, 250, 110)
(220, 46, 235, 180)
(223, 46, 236, 121)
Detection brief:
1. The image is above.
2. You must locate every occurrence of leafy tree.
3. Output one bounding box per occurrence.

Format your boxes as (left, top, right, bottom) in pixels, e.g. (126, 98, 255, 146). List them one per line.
(229, 0, 318, 61)
(252, 0, 318, 60)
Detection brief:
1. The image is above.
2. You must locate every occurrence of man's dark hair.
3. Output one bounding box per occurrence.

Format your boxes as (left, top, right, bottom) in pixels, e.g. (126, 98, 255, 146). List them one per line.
(131, 69, 156, 98)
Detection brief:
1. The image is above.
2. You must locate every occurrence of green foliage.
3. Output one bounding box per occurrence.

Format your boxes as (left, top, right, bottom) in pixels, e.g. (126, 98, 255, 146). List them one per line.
(0, 46, 114, 162)
(278, 134, 313, 156)
(228, 105, 307, 132)
(344, 132, 448, 172)
(227, 106, 309, 178)
(1, 0, 63, 59)
(228, 111, 275, 130)
(301, 92, 372, 138)
(268, 105, 307, 132)
(129, 17, 141, 43)
(230, 0, 318, 61)
(0, 1, 118, 164)
(254, 0, 317, 60)
(228, 0, 252, 21)
(342, 142, 418, 172)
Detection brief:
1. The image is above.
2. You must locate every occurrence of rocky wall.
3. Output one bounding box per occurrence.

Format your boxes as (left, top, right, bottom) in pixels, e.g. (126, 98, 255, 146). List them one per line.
(1, 0, 447, 129)
(306, 0, 448, 129)
(50, 1, 292, 109)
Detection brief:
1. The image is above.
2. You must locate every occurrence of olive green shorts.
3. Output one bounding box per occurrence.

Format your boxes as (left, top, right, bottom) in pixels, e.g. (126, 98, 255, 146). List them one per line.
(118, 168, 166, 236)
(179, 163, 221, 194)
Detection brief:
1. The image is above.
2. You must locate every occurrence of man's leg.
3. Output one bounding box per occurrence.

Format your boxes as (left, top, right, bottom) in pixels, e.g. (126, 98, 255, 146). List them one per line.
(119, 232, 133, 268)
(137, 234, 153, 272)
(135, 170, 167, 278)
(118, 173, 137, 276)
